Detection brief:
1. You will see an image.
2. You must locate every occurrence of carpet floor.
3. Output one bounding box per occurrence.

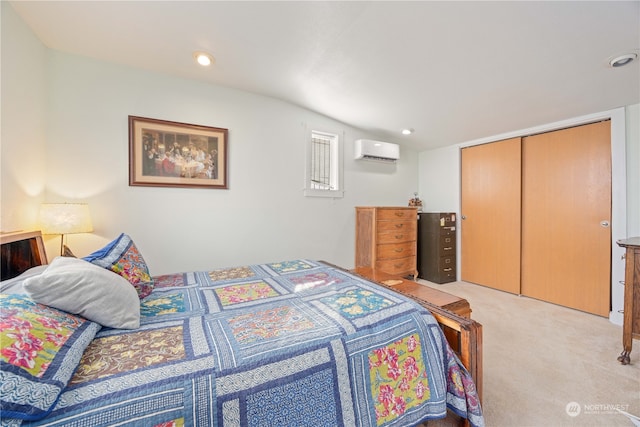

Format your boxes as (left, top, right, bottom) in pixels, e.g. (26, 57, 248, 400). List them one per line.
(419, 279, 639, 427)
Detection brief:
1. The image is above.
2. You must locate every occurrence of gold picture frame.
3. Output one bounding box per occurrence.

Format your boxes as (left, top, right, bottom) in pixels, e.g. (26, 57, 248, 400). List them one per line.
(129, 116, 228, 189)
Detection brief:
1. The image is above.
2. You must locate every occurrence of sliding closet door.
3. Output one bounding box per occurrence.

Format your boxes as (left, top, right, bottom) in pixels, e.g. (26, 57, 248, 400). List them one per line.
(521, 121, 611, 316)
(461, 138, 521, 294)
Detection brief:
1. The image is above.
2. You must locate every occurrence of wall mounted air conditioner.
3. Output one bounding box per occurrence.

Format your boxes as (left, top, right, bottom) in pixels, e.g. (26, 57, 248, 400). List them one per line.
(354, 139, 400, 163)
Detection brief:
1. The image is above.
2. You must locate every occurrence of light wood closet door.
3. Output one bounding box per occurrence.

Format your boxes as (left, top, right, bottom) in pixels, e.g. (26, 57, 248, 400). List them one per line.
(521, 121, 611, 316)
(461, 138, 521, 294)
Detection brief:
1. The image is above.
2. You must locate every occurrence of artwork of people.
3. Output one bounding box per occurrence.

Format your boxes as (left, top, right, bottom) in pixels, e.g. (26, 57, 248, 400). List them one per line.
(140, 130, 218, 179)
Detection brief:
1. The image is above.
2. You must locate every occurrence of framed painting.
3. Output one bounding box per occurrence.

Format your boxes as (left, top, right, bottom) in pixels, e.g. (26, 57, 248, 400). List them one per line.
(129, 116, 228, 189)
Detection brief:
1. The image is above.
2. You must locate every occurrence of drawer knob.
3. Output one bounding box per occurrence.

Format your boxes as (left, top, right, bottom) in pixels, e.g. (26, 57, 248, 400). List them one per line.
(395, 235, 404, 239)
(443, 247, 453, 250)
(395, 224, 404, 228)
(444, 268, 452, 272)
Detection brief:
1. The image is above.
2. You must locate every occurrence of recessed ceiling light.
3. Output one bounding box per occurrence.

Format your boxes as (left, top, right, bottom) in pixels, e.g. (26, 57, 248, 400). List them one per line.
(609, 53, 637, 68)
(193, 51, 214, 67)
(402, 128, 414, 135)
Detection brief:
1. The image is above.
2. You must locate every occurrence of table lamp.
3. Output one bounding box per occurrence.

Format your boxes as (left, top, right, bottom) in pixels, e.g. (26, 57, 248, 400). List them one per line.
(39, 203, 93, 256)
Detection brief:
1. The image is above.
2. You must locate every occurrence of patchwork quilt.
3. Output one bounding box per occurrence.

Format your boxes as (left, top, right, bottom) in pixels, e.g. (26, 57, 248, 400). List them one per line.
(3, 260, 483, 427)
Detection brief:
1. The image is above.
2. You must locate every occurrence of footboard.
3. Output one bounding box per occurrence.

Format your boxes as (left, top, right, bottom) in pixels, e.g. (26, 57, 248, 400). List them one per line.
(403, 296, 483, 403)
(366, 277, 484, 427)
(346, 265, 483, 405)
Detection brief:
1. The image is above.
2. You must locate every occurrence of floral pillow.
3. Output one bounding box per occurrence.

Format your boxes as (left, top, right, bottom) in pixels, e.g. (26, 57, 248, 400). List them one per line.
(0, 294, 101, 420)
(83, 233, 154, 299)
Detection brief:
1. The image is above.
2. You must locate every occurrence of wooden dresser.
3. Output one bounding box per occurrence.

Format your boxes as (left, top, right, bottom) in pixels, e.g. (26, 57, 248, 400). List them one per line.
(616, 237, 640, 365)
(355, 206, 418, 278)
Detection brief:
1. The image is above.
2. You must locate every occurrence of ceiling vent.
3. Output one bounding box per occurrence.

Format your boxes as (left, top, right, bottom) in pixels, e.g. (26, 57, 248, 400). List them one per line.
(354, 139, 399, 163)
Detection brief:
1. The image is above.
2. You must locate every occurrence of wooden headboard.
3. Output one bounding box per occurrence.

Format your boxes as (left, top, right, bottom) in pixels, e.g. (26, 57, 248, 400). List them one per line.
(0, 230, 48, 281)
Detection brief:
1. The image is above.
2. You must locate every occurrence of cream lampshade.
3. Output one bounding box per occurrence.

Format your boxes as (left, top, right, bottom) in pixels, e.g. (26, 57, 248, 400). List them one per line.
(39, 203, 93, 255)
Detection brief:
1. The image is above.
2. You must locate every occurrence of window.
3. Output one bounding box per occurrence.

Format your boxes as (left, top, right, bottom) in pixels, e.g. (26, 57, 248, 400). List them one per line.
(304, 128, 344, 197)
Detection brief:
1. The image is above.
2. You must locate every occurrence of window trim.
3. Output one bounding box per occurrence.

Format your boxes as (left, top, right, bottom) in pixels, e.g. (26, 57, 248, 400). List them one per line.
(304, 127, 344, 198)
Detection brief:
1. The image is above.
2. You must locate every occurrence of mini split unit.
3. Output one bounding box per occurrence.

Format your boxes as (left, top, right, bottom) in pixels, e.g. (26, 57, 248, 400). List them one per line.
(354, 139, 400, 163)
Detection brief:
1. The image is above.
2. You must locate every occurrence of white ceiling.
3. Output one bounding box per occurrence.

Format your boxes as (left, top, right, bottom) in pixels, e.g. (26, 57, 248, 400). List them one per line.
(9, 1, 640, 151)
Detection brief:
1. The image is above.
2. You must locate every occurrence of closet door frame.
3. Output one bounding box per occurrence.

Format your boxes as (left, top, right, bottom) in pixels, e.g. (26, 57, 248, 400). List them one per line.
(457, 108, 627, 324)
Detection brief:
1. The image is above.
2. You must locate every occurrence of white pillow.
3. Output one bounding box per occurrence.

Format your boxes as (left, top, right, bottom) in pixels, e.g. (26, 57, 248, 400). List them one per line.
(23, 257, 140, 329)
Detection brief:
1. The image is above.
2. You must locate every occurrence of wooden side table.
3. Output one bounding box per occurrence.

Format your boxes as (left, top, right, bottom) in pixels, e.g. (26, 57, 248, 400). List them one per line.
(1, 230, 48, 281)
(616, 237, 640, 365)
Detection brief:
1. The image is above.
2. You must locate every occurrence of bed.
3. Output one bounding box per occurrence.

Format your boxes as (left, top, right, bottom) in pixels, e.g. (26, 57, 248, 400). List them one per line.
(1, 231, 483, 427)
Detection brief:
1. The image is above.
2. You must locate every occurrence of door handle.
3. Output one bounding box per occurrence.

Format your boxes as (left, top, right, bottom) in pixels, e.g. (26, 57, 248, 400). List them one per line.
(600, 220, 610, 227)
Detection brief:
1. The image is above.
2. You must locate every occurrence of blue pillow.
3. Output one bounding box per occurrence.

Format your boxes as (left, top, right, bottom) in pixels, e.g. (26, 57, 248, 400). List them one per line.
(0, 294, 101, 420)
(83, 233, 154, 299)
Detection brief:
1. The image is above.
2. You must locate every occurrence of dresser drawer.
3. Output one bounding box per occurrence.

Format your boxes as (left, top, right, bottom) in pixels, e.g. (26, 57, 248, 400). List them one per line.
(376, 209, 416, 221)
(377, 241, 416, 260)
(377, 230, 416, 244)
(376, 219, 416, 233)
(375, 256, 415, 276)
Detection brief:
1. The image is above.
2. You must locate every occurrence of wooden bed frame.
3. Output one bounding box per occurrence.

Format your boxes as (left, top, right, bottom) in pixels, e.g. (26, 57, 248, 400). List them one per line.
(422, 305, 482, 427)
(351, 268, 483, 403)
(349, 266, 483, 427)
